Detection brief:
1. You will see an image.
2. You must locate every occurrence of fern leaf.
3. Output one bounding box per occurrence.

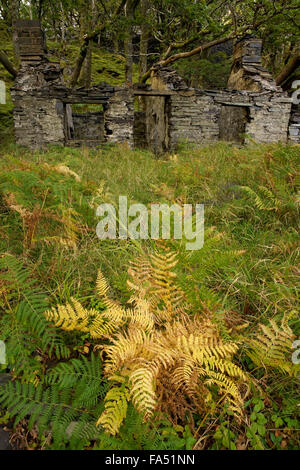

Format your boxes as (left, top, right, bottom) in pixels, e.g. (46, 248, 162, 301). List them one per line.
(97, 387, 129, 435)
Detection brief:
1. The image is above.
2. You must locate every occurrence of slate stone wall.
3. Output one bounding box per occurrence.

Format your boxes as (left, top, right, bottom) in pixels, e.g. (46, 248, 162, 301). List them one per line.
(11, 22, 296, 152)
(104, 88, 134, 148)
(11, 61, 134, 148)
(168, 92, 220, 148)
(167, 89, 292, 149)
(11, 63, 65, 147)
(13, 95, 65, 147)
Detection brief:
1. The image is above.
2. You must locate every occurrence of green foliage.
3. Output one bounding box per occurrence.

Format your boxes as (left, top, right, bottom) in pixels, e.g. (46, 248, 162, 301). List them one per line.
(47, 41, 139, 87)
(0, 141, 299, 450)
(174, 52, 232, 89)
(46, 353, 108, 408)
(97, 406, 196, 450)
(0, 255, 69, 382)
(0, 380, 102, 449)
(213, 424, 237, 450)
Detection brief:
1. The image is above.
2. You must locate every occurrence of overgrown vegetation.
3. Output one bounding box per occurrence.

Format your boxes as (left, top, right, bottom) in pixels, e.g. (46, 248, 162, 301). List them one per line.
(0, 141, 299, 450)
(0, 0, 299, 452)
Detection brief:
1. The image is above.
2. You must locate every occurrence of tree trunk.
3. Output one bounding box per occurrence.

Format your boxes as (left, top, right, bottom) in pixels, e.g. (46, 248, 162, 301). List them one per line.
(83, 43, 92, 87)
(124, 0, 141, 85)
(11, 0, 20, 61)
(29, 1, 33, 20)
(70, 40, 90, 88)
(60, 1, 66, 49)
(276, 51, 300, 87)
(70, 0, 128, 88)
(138, 0, 149, 82)
(82, 0, 96, 88)
(124, 6, 134, 85)
(113, 34, 119, 54)
(0, 50, 18, 78)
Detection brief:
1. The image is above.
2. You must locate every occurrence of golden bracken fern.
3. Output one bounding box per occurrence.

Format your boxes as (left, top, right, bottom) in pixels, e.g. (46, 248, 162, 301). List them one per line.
(45, 247, 298, 435)
(45, 247, 252, 433)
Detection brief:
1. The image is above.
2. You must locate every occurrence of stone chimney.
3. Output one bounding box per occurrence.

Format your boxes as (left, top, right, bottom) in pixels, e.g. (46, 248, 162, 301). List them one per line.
(227, 37, 279, 92)
(15, 20, 47, 65)
(232, 37, 263, 66)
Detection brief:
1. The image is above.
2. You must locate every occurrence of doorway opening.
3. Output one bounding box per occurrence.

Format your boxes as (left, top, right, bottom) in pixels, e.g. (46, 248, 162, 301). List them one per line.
(219, 105, 250, 144)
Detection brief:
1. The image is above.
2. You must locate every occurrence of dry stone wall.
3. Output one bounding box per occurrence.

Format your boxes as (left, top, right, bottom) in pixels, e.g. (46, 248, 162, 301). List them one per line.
(11, 62, 134, 148)
(104, 88, 134, 147)
(166, 89, 292, 149)
(167, 92, 220, 147)
(10, 22, 297, 152)
(11, 62, 66, 147)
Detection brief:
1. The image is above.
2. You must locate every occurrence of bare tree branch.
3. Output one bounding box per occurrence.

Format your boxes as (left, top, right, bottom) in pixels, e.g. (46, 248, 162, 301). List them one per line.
(276, 50, 300, 86)
(141, 33, 235, 83)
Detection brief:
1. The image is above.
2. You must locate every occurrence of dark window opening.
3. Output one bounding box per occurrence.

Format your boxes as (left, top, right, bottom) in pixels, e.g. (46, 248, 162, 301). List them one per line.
(65, 103, 106, 147)
(133, 97, 147, 148)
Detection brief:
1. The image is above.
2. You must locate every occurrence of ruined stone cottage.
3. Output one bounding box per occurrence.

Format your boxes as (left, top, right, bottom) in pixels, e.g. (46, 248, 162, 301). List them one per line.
(11, 21, 300, 152)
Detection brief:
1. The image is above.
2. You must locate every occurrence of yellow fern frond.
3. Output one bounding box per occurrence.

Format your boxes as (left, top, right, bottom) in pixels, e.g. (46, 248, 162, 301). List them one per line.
(126, 298, 154, 332)
(172, 361, 201, 394)
(176, 333, 238, 363)
(45, 297, 90, 332)
(43, 163, 81, 182)
(150, 250, 184, 309)
(96, 269, 110, 298)
(205, 370, 244, 413)
(96, 269, 121, 309)
(88, 315, 119, 339)
(204, 357, 247, 380)
(103, 329, 152, 375)
(102, 305, 126, 326)
(97, 387, 129, 435)
(127, 248, 185, 323)
(45, 297, 121, 339)
(129, 367, 157, 418)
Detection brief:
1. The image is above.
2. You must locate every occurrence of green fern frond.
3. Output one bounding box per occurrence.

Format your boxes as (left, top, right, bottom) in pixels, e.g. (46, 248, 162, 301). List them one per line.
(244, 318, 299, 376)
(46, 354, 108, 408)
(0, 381, 100, 448)
(240, 185, 280, 211)
(0, 255, 70, 369)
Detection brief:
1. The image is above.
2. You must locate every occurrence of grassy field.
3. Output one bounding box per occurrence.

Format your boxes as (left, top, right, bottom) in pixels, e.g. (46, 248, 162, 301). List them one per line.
(0, 140, 299, 450)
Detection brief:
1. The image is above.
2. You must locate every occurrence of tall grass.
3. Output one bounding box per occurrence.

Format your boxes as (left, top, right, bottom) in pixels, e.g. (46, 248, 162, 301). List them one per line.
(0, 141, 299, 449)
